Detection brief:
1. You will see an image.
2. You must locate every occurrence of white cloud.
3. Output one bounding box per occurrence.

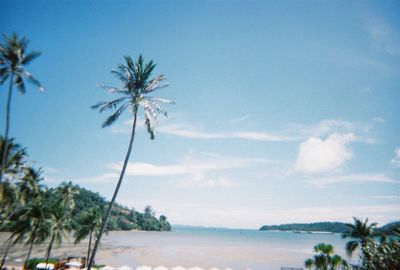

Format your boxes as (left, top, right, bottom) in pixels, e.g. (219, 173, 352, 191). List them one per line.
(365, 16, 400, 56)
(294, 133, 355, 174)
(175, 174, 233, 189)
(391, 147, 400, 167)
(306, 173, 399, 187)
(77, 152, 276, 187)
(158, 123, 294, 142)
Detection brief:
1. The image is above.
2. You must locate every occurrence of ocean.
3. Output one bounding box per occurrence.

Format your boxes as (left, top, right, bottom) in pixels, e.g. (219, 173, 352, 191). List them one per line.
(98, 226, 357, 270)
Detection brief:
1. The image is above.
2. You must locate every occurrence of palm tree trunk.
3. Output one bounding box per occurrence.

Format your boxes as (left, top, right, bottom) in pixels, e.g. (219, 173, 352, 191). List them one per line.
(45, 234, 55, 265)
(85, 230, 93, 267)
(0, 73, 14, 183)
(87, 106, 138, 270)
(25, 232, 37, 268)
(0, 237, 13, 270)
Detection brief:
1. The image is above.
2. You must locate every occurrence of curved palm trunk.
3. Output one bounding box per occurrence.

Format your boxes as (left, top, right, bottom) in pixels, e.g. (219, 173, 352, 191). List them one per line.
(86, 230, 93, 267)
(0, 237, 13, 270)
(24, 226, 38, 268)
(0, 73, 14, 183)
(87, 106, 138, 270)
(44, 233, 55, 270)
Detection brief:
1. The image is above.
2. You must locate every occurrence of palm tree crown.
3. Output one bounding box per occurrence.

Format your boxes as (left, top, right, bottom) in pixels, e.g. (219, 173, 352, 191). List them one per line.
(92, 54, 173, 137)
(343, 217, 379, 256)
(0, 33, 44, 91)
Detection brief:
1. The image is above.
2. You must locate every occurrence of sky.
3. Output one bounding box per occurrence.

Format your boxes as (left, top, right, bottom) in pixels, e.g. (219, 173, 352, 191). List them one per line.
(1, 0, 399, 229)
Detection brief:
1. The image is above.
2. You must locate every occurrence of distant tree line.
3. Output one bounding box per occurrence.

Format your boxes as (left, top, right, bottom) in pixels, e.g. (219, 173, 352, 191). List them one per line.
(260, 221, 400, 235)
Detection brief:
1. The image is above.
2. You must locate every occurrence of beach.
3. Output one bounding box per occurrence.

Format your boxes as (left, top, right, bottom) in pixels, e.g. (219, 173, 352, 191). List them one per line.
(0, 227, 356, 270)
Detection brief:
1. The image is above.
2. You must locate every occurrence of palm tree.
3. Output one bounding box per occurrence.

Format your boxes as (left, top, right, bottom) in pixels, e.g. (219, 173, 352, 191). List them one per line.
(304, 243, 348, 270)
(304, 258, 313, 270)
(0, 33, 44, 182)
(88, 55, 173, 270)
(74, 207, 104, 266)
(17, 167, 43, 205)
(6, 194, 49, 268)
(44, 183, 77, 265)
(314, 243, 334, 270)
(0, 136, 27, 181)
(342, 217, 379, 267)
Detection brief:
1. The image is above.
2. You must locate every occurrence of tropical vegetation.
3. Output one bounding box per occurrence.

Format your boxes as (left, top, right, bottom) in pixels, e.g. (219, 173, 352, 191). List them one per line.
(304, 242, 348, 270)
(0, 137, 171, 269)
(342, 217, 400, 270)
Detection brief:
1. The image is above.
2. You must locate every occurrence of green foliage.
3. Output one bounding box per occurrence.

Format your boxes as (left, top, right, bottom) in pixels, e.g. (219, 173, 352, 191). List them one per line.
(260, 221, 400, 235)
(260, 222, 349, 233)
(304, 242, 348, 270)
(343, 217, 400, 269)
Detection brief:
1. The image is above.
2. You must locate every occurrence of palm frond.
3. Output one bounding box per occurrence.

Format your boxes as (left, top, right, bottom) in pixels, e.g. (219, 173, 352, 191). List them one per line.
(144, 113, 155, 140)
(22, 51, 41, 65)
(24, 71, 44, 91)
(111, 67, 129, 84)
(91, 97, 128, 113)
(345, 241, 358, 256)
(145, 98, 168, 117)
(97, 83, 129, 94)
(0, 66, 8, 77)
(147, 97, 175, 104)
(0, 73, 9, 85)
(15, 75, 26, 94)
(143, 75, 168, 93)
(102, 103, 129, 128)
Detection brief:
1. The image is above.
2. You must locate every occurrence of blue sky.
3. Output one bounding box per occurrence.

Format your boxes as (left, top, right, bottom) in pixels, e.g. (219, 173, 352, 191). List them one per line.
(1, 0, 399, 229)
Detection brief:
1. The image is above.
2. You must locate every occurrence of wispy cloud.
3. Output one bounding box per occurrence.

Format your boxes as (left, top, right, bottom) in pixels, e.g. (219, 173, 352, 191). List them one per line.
(364, 15, 400, 56)
(76, 152, 277, 188)
(372, 195, 400, 201)
(109, 118, 377, 145)
(305, 173, 399, 188)
(158, 123, 294, 142)
(391, 147, 400, 167)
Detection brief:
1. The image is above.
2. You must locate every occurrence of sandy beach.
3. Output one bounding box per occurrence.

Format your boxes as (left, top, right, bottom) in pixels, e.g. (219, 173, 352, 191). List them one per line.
(0, 228, 353, 270)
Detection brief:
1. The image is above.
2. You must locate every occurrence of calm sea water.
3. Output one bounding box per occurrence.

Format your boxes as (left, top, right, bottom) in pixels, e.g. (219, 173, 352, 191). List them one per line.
(99, 226, 357, 270)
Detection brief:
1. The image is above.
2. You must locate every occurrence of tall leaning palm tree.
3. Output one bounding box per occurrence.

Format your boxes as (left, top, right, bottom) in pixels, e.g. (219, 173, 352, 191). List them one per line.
(0, 33, 44, 182)
(87, 55, 173, 270)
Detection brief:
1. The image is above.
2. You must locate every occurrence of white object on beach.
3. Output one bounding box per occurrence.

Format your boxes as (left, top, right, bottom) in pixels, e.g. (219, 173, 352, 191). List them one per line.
(118, 266, 133, 270)
(209, 268, 219, 270)
(171, 266, 186, 270)
(154, 266, 168, 270)
(36, 263, 55, 270)
(136, 266, 152, 270)
(188, 267, 204, 270)
(66, 262, 83, 267)
(100, 265, 116, 270)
